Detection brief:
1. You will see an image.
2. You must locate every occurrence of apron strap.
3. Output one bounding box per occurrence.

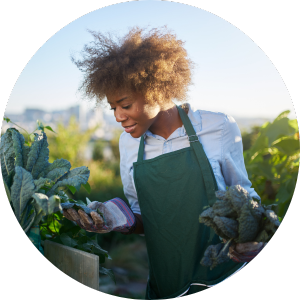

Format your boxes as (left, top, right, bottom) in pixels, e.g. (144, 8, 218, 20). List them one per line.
(137, 134, 145, 162)
(177, 105, 218, 206)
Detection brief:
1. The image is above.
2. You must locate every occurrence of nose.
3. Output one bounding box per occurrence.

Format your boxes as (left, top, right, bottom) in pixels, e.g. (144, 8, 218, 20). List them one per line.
(115, 107, 128, 123)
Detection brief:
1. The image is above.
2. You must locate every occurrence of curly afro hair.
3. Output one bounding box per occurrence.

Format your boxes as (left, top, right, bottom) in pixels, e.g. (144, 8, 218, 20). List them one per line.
(72, 26, 194, 106)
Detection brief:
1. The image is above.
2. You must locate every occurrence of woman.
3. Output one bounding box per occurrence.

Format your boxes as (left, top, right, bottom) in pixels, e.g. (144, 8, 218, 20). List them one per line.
(64, 27, 264, 299)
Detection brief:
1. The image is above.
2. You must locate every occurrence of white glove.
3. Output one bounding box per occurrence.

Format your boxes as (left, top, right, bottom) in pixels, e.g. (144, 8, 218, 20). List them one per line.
(62, 198, 136, 234)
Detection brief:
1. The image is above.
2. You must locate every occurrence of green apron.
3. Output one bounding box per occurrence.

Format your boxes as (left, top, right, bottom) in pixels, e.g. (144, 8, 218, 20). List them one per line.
(133, 105, 244, 299)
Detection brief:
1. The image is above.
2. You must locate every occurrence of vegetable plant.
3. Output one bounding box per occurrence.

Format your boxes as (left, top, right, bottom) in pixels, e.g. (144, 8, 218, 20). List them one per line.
(243, 110, 299, 218)
(0, 127, 89, 232)
(1, 118, 114, 283)
(199, 185, 280, 269)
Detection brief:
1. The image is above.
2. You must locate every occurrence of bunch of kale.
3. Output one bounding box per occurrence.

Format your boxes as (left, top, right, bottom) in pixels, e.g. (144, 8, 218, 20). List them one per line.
(199, 185, 280, 269)
(0, 128, 90, 233)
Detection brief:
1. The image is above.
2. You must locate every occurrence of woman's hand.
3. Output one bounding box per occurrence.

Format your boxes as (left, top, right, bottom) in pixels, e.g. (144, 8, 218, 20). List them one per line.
(62, 198, 138, 234)
(228, 241, 266, 263)
(63, 207, 105, 233)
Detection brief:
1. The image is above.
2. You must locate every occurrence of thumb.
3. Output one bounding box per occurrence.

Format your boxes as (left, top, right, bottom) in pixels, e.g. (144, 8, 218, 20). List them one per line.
(235, 242, 265, 253)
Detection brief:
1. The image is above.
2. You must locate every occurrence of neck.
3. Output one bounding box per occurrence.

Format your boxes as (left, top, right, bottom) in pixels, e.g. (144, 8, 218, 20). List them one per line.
(149, 103, 183, 140)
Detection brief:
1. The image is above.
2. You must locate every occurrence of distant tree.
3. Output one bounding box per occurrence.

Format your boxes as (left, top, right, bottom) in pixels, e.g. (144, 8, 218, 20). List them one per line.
(48, 116, 97, 167)
(92, 140, 106, 161)
(241, 125, 261, 151)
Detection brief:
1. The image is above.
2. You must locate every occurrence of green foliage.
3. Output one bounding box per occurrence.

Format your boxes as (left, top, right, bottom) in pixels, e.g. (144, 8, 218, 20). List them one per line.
(1, 118, 112, 279)
(47, 116, 96, 166)
(243, 110, 299, 218)
(92, 140, 106, 161)
(1, 129, 66, 232)
(241, 125, 261, 151)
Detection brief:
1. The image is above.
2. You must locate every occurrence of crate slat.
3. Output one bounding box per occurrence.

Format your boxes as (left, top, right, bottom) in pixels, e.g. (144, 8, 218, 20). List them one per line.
(44, 240, 99, 290)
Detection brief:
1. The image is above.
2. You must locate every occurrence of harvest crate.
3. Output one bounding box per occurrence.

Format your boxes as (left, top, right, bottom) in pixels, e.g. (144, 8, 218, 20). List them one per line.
(44, 240, 99, 290)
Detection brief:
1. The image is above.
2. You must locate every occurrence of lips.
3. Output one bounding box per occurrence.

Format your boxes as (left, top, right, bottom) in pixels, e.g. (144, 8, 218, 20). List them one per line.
(123, 123, 137, 133)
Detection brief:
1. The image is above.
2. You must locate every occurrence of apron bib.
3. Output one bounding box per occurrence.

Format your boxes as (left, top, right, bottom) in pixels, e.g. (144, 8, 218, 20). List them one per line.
(133, 106, 244, 299)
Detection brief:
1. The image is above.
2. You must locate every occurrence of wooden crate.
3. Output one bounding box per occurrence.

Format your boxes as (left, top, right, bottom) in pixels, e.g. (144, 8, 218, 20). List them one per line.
(44, 240, 99, 290)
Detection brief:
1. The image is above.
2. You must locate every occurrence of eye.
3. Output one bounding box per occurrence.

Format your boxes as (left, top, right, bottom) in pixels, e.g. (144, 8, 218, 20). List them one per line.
(123, 104, 131, 110)
(110, 107, 116, 111)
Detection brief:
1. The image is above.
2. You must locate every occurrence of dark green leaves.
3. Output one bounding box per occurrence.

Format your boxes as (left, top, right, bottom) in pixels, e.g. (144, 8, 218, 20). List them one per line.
(11, 130, 26, 168)
(67, 181, 91, 194)
(60, 233, 78, 247)
(0, 129, 16, 187)
(46, 166, 90, 197)
(46, 167, 70, 183)
(11, 167, 36, 222)
(22, 205, 36, 233)
(26, 132, 50, 179)
(1, 123, 111, 278)
(67, 185, 77, 194)
(36, 120, 56, 134)
(34, 177, 53, 192)
(4, 180, 11, 202)
(82, 182, 91, 194)
(38, 158, 71, 180)
(243, 111, 299, 219)
(44, 125, 56, 133)
(200, 185, 280, 268)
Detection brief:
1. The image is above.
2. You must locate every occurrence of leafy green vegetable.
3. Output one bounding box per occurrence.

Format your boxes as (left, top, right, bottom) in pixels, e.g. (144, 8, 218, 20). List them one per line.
(0, 128, 16, 187)
(199, 185, 281, 269)
(0, 120, 115, 281)
(1, 128, 90, 232)
(10, 166, 36, 222)
(26, 132, 50, 179)
(46, 166, 90, 197)
(60, 233, 78, 247)
(12, 129, 26, 168)
(4, 180, 11, 202)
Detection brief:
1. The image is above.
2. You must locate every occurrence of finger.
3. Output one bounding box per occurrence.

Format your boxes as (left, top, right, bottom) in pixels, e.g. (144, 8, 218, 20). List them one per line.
(229, 246, 261, 263)
(78, 209, 94, 229)
(64, 208, 86, 229)
(65, 208, 80, 222)
(235, 242, 264, 253)
(88, 201, 100, 210)
(90, 211, 104, 229)
(63, 209, 73, 221)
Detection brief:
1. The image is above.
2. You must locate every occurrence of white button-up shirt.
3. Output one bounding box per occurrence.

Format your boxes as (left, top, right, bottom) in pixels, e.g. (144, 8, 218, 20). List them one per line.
(119, 103, 260, 215)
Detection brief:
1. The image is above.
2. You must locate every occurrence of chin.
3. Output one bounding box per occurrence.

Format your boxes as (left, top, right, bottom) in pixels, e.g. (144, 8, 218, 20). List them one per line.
(129, 128, 144, 139)
(130, 132, 141, 138)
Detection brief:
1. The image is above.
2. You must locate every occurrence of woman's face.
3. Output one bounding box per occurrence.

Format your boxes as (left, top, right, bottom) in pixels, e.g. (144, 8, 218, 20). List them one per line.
(107, 90, 161, 138)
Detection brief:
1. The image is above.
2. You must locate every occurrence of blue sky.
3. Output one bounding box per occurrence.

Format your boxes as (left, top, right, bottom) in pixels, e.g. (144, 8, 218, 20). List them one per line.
(6, 0, 294, 118)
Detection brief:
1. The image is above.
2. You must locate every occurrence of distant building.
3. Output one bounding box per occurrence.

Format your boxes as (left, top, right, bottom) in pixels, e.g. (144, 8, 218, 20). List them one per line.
(1, 104, 122, 140)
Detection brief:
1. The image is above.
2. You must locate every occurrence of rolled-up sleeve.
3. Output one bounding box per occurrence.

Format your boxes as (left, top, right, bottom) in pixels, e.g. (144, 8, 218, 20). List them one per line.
(221, 115, 261, 201)
(119, 133, 142, 214)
